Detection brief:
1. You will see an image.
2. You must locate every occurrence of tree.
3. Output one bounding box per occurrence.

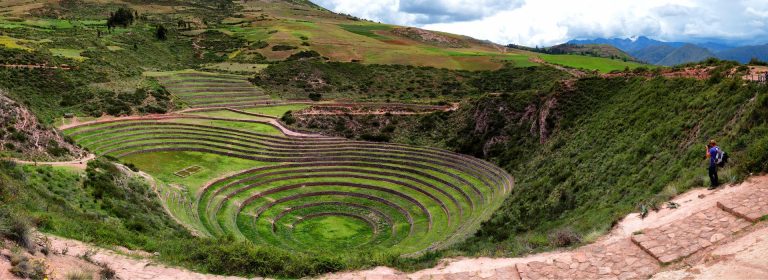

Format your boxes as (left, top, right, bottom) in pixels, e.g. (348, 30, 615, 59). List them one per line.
(107, 8, 134, 28)
(748, 58, 768, 66)
(155, 25, 168, 40)
(308, 93, 322, 101)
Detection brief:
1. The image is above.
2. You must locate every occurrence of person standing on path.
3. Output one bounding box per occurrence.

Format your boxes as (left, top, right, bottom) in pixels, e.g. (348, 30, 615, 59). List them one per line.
(705, 140, 720, 189)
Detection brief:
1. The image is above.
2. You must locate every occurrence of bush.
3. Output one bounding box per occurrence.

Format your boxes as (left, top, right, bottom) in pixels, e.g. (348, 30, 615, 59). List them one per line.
(272, 45, 298, 51)
(287, 50, 320, 61)
(10, 253, 47, 280)
(308, 93, 322, 101)
(0, 207, 33, 250)
(252, 41, 269, 49)
(99, 264, 116, 280)
(107, 8, 134, 28)
(748, 58, 768, 66)
(360, 134, 390, 142)
(281, 111, 296, 125)
(155, 25, 168, 40)
(548, 229, 581, 247)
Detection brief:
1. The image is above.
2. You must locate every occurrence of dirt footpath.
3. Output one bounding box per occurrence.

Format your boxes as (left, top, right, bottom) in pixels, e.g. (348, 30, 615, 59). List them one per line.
(1, 235, 254, 280)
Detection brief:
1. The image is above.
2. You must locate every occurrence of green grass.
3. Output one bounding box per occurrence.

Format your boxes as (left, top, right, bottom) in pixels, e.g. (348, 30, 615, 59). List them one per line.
(503, 55, 539, 67)
(201, 62, 268, 73)
(0, 35, 30, 50)
(293, 215, 375, 250)
(187, 109, 274, 120)
(338, 23, 392, 40)
(106, 45, 124, 51)
(242, 104, 310, 117)
(539, 54, 651, 73)
(50, 48, 88, 61)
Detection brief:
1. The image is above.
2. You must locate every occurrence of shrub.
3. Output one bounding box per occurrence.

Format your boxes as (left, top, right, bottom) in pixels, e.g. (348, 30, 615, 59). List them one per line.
(66, 270, 92, 280)
(107, 8, 134, 28)
(281, 111, 296, 125)
(0, 207, 33, 250)
(748, 58, 768, 66)
(99, 263, 116, 280)
(359, 133, 390, 142)
(155, 25, 168, 40)
(308, 93, 322, 101)
(252, 41, 269, 49)
(287, 50, 319, 60)
(10, 253, 47, 280)
(547, 228, 581, 247)
(272, 45, 298, 51)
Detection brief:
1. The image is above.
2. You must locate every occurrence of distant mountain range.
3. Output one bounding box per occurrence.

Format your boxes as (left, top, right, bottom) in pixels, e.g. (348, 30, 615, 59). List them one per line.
(568, 36, 768, 66)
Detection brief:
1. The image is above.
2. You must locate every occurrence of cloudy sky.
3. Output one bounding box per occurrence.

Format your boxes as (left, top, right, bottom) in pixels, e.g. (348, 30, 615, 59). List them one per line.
(313, 0, 768, 47)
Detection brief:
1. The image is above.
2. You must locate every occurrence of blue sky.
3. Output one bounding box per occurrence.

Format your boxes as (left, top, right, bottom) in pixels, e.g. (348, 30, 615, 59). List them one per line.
(314, 0, 768, 47)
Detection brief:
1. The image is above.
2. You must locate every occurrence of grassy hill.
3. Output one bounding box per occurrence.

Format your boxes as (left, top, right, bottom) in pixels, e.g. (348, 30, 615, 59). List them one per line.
(656, 44, 716, 66)
(548, 43, 635, 61)
(0, 0, 647, 73)
(285, 64, 768, 257)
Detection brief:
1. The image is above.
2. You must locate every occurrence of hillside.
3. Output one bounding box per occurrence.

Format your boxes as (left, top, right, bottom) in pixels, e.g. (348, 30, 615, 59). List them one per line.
(570, 36, 768, 65)
(631, 45, 677, 64)
(717, 44, 768, 63)
(569, 36, 686, 53)
(547, 43, 635, 61)
(288, 68, 768, 256)
(655, 44, 716, 66)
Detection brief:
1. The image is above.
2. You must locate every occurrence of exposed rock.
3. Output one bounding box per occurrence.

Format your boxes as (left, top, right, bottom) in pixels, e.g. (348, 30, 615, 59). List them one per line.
(392, 27, 468, 48)
(0, 91, 84, 161)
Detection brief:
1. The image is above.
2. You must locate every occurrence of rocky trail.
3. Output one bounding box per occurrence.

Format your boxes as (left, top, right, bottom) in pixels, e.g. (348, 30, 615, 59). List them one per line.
(8, 153, 95, 170)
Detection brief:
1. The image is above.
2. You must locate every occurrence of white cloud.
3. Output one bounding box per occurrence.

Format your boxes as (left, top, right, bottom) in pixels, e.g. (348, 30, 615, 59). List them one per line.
(314, 0, 768, 47)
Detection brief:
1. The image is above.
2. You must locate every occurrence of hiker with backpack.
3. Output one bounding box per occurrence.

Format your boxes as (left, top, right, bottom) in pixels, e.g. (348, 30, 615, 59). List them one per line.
(705, 139, 728, 190)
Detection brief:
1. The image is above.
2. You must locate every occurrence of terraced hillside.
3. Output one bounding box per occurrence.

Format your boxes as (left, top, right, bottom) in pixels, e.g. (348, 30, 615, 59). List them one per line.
(148, 71, 272, 109)
(62, 110, 512, 255)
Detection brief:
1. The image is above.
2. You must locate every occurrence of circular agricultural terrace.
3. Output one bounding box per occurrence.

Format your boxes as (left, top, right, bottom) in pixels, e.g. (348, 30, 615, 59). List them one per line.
(63, 72, 513, 255)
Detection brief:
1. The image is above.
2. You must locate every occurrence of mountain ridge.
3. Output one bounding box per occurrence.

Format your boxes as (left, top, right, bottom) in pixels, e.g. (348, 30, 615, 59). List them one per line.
(568, 36, 768, 65)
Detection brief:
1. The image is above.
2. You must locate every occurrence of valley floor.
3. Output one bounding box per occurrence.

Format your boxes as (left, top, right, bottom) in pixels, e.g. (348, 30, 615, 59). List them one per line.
(3, 176, 768, 279)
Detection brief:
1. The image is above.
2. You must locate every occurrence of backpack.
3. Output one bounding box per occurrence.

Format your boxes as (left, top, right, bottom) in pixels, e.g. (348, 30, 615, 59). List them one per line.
(715, 147, 728, 167)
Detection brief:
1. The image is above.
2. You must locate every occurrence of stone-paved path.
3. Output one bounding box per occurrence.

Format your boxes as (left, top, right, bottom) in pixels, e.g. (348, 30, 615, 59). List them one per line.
(320, 176, 768, 280)
(718, 182, 768, 222)
(516, 239, 659, 280)
(631, 207, 751, 263)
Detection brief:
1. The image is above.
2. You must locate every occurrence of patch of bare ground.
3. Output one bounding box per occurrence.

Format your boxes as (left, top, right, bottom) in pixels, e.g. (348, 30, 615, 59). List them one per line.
(391, 27, 468, 48)
(1, 233, 251, 280)
(744, 66, 768, 82)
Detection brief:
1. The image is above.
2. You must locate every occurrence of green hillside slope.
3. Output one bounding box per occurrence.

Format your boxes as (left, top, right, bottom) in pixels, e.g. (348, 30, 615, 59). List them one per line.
(656, 44, 716, 66)
(0, 0, 646, 73)
(287, 71, 768, 256)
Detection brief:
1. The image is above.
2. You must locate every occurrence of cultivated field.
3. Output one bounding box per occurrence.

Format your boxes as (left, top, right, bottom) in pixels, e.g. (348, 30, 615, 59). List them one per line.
(63, 110, 513, 255)
(147, 70, 273, 109)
